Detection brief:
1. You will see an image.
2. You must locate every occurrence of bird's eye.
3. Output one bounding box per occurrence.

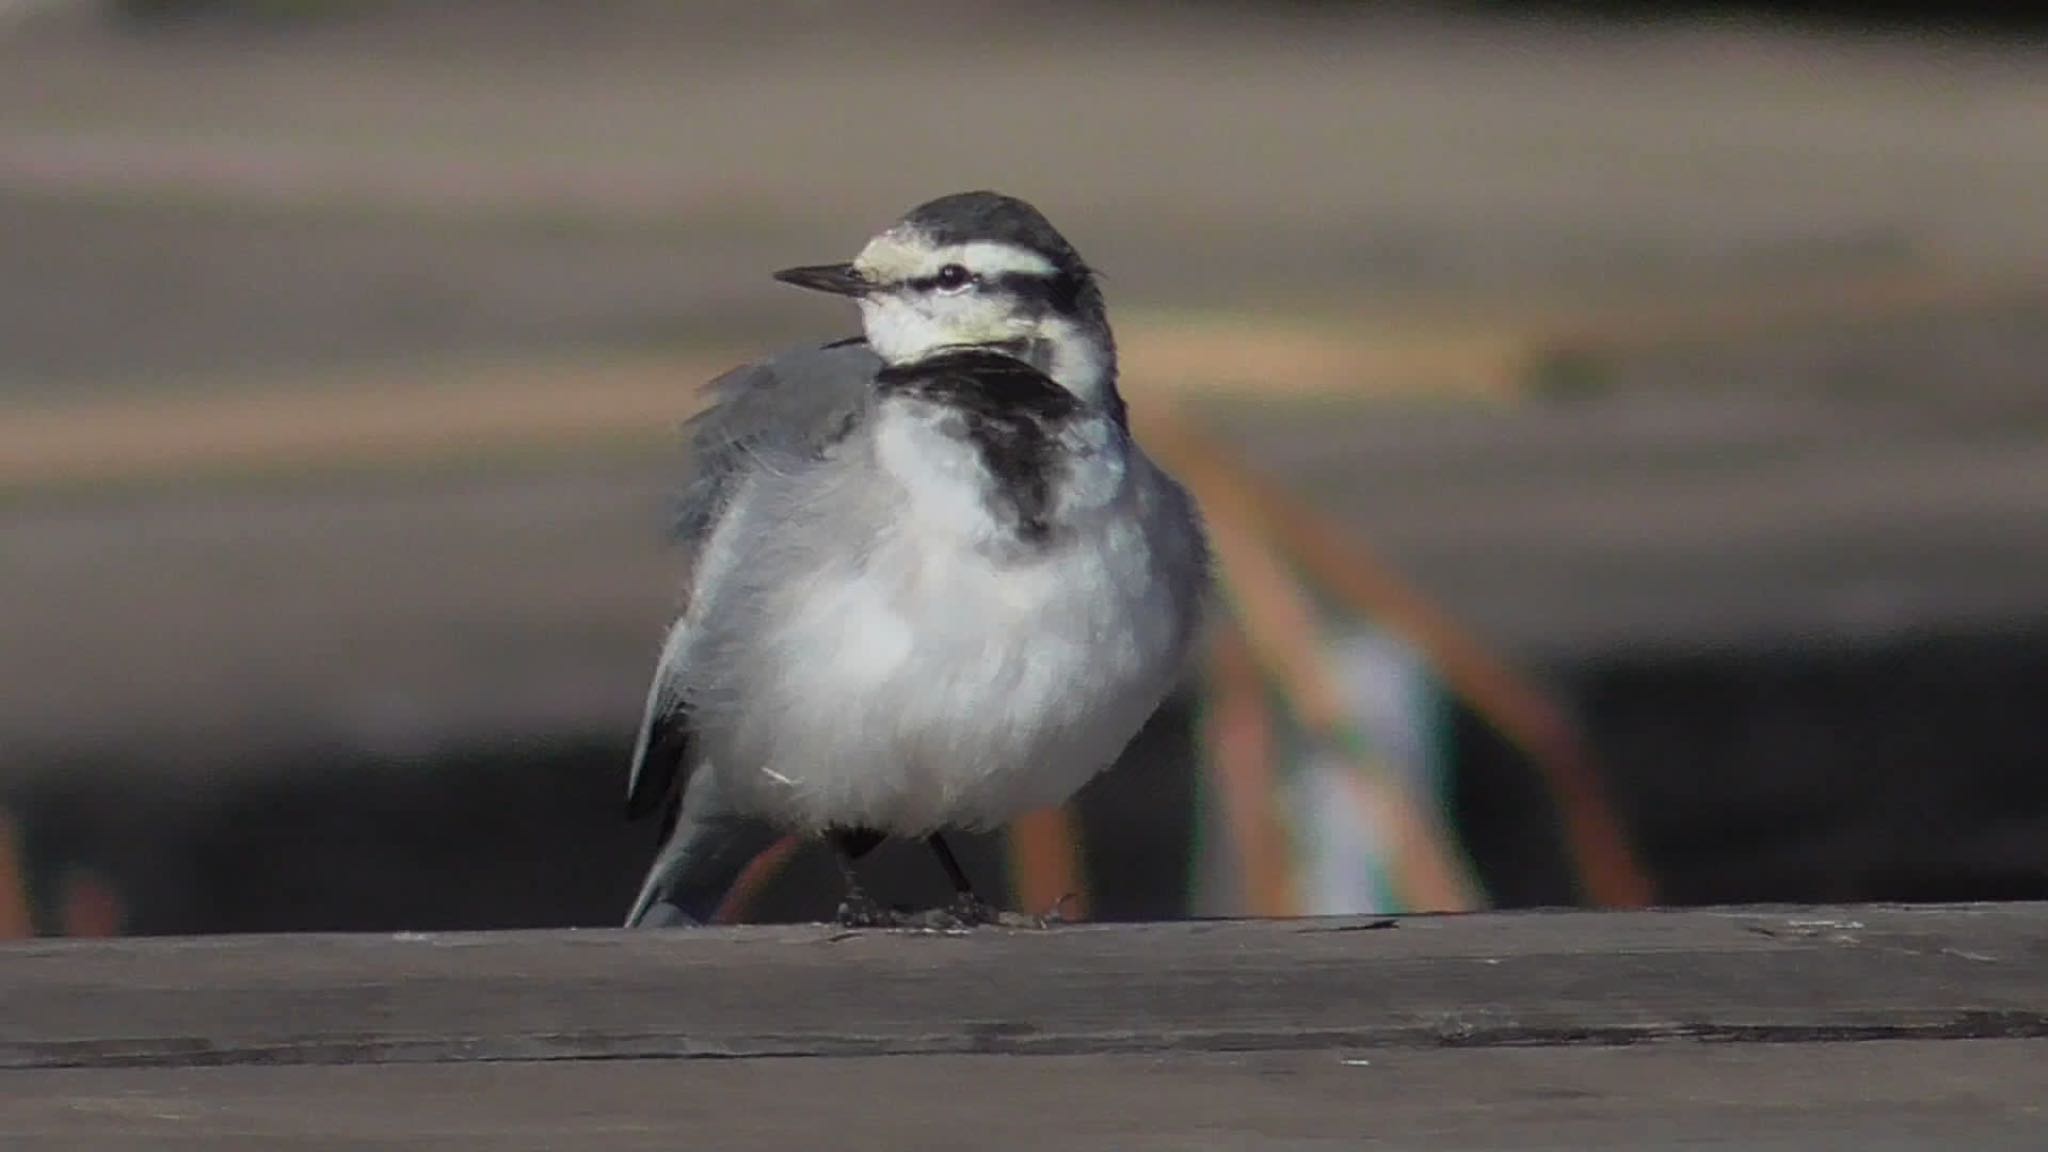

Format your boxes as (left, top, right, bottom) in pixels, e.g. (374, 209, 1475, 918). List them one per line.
(934, 263, 972, 290)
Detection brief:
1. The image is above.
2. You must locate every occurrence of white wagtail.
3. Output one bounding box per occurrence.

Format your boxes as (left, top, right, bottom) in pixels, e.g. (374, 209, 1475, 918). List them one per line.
(623, 191, 1211, 928)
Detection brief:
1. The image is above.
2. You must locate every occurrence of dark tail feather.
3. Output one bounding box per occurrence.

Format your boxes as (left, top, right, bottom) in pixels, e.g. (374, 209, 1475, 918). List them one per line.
(625, 808, 782, 927)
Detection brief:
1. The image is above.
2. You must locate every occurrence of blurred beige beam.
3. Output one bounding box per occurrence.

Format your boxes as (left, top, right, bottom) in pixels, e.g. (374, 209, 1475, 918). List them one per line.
(1124, 312, 1526, 403)
(0, 317, 1512, 494)
(1136, 269, 2040, 400)
(1528, 270, 2048, 368)
(0, 354, 724, 494)
(16, 264, 2028, 496)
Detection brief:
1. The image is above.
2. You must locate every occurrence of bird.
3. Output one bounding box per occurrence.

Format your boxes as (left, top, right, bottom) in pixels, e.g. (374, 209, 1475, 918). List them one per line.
(622, 190, 1210, 928)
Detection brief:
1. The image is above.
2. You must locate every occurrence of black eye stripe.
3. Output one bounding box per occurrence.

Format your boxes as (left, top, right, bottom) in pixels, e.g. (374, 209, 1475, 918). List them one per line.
(903, 263, 971, 293)
(993, 271, 1054, 297)
(903, 269, 1077, 309)
(999, 271, 1083, 311)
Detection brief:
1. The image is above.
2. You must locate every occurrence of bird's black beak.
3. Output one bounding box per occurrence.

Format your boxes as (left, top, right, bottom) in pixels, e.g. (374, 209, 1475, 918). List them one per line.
(772, 263, 870, 297)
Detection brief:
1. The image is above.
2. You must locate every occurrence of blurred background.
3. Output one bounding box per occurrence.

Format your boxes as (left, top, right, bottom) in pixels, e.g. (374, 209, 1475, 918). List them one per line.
(3, 0, 2045, 936)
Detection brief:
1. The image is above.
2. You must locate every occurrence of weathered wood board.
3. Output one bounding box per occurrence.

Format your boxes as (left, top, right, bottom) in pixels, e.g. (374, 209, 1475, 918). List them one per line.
(2, 905, 2045, 1148)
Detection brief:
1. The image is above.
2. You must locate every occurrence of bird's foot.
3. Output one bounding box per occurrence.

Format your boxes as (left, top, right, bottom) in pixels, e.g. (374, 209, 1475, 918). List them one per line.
(1037, 892, 1082, 925)
(835, 890, 911, 929)
(914, 893, 1057, 931)
(946, 892, 1003, 927)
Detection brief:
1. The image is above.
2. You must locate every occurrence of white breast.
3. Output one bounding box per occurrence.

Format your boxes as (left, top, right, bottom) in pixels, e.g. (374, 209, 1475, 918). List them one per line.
(715, 399, 1189, 835)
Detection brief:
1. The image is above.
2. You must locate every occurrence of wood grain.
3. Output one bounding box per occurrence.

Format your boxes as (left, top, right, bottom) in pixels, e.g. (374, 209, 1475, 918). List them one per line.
(3, 905, 2044, 1071)
(7, 1042, 2046, 1150)
(4, 906, 2045, 1149)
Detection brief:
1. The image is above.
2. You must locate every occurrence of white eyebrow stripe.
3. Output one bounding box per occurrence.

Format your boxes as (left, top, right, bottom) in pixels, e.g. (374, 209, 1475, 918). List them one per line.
(852, 232, 1060, 285)
(940, 241, 1058, 278)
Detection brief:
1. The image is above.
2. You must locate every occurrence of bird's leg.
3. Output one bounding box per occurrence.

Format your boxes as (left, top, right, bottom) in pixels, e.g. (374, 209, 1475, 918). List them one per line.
(830, 829, 900, 928)
(926, 833, 1002, 926)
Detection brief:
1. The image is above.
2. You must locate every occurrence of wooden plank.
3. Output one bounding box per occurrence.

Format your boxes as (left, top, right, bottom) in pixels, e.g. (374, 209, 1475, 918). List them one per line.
(5, 1042, 2046, 1150)
(3, 905, 2045, 1071)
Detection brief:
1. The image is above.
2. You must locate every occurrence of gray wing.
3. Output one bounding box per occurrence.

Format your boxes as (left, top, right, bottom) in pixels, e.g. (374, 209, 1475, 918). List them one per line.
(671, 337, 884, 546)
(625, 336, 881, 821)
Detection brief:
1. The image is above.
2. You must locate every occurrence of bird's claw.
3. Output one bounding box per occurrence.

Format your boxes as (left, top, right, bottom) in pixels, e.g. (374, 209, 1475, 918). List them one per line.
(835, 891, 911, 929)
(927, 894, 1059, 931)
(946, 893, 1003, 927)
(835, 891, 1066, 932)
(1039, 892, 1081, 925)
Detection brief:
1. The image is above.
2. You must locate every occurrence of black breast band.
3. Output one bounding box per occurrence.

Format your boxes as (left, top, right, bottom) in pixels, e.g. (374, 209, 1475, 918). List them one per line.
(877, 349, 1088, 543)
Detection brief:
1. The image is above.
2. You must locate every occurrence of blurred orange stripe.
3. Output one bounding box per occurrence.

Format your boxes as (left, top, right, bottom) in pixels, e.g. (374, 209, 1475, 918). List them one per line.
(1007, 807, 1087, 921)
(1144, 406, 1652, 909)
(1151, 404, 1480, 913)
(1162, 416, 1349, 736)
(0, 812, 30, 939)
(1339, 767, 1482, 913)
(57, 870, 123, 938)
(1205, 620, 1294, 917)
(712, 835, 802, 925)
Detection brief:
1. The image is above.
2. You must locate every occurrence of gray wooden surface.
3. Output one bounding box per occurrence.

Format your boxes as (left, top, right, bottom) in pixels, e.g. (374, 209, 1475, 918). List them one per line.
(3, 905, 2046, 1148)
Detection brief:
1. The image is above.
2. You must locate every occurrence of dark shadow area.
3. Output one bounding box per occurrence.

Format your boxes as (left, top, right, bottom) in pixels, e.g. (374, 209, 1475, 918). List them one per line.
(1456, 624, 2048, 908)
(1465, 0, 2048, 36)
(11, 697, 1202, 935)
(106, 0, 2048, 38)
(15, 630, 2048, 934)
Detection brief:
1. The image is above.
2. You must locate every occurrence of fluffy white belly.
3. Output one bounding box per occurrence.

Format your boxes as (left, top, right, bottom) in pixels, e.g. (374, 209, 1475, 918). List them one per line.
(720, 511, 1184, 835)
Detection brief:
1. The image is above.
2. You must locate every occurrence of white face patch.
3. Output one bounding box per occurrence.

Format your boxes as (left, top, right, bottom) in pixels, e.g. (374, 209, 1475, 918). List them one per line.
(850, 228, 1114, 406)
(852, 229, 1054, 365)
